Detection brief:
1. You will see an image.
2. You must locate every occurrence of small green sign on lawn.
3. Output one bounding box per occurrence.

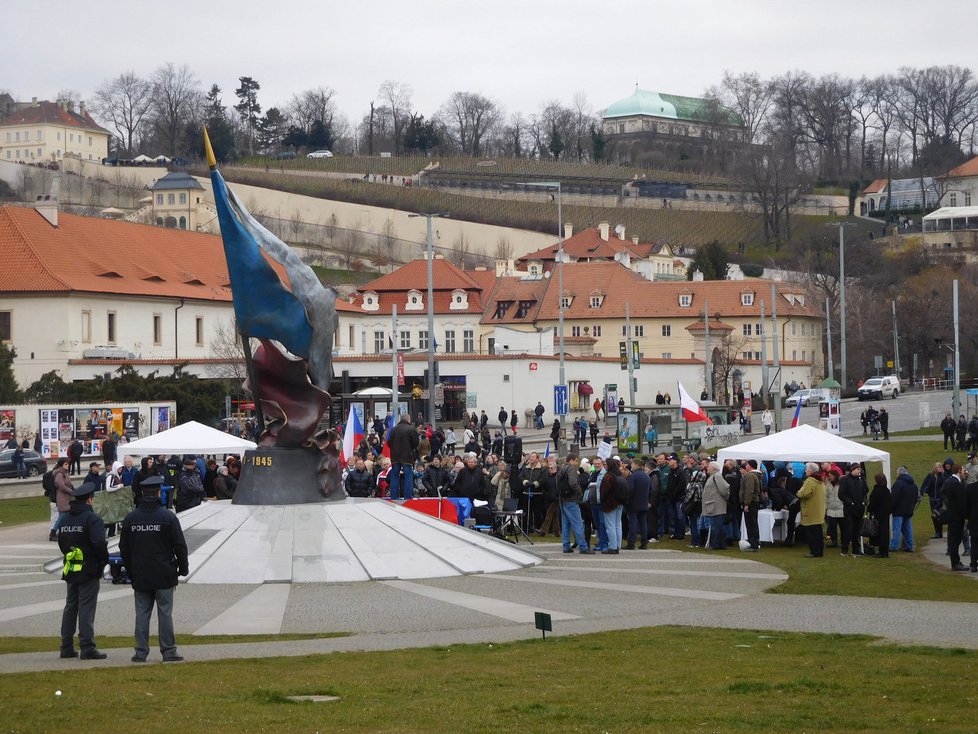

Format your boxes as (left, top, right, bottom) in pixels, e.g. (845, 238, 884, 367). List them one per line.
(534, 611, 552, 639)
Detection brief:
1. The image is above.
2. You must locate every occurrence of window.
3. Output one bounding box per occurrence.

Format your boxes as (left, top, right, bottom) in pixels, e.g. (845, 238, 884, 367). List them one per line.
(802, 350, 807, 361)
(589, 295, 602, 308)
(560, 296, 572, 308)
(419, 330, 428, 350)
(14, 132, 20, 142)
(571, 326, 581, 337)
(178, 216, 186, 229)
(156, 194, 163, 205)
(107, 312, 117, 344)
(756, 323, 763, 336)
(399, 330, 411, 349)
(679, 294, 692, 307)
(516, 300, 533, 318)
(81, 310, 92, 343)
(3, 133, 8, 142)
(592, 325, 602, 337)
(57, 131, 61, 140)
(444, 330, 456, 353)
(661, 352, 672, 359)
(179, 193, 187, 204)
(373, 330, 386, 354)
(167, 193, 175, 205)
(950, 193, 957, 207)
(791, 322, 797, 336)
(88, 136, 93, 146)
(0, 311, 10, 341)
(743, 324, 752, 336)
(662, 325, 671, 337)
(791, 350, 797, 360)
(494, 301, 512, 319)
(348, 324, 354, 347)
(195, 317, 204, 346)
(153, 314, 162, 345)
(634, 325, 644, 337)
(463, 329, 474, 352)
(967, 193, 973, 207)
(741, 292, 754, 306)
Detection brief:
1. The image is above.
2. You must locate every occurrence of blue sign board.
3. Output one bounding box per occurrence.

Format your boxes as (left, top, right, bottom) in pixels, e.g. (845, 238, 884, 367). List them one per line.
(553, 385, 568, 416)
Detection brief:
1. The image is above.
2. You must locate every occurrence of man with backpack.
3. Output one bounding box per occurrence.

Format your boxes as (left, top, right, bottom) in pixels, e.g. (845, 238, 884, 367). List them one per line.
(558, 453, 592, 554)
(44, 459, 67, 541)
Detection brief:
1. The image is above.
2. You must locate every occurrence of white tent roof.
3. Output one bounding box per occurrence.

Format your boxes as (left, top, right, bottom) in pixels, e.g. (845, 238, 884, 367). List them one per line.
(716, 424, 891, 480)
(118, 421, 256, 458)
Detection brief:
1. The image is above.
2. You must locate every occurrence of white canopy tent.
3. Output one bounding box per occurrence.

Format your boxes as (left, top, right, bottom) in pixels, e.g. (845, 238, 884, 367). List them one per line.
(118, 421, 256, 458)
(716, 424, 891, 480)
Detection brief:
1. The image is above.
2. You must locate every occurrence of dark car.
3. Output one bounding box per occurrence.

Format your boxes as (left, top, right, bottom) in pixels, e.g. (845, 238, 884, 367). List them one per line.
(273, 151, 296, 160)
(0, 448, 46, 478)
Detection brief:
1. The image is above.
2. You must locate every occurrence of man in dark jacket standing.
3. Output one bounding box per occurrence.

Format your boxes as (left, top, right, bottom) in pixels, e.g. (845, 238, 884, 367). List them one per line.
(68, 438, 84, 475)
(838, 464, 869, 556)
(944, 464, 968, 570)
(889, 466, 919, 552)
(175, 457, 205, 512)
(941, 413, 957, 451)
(558, 454, 593, 554)
(625, 461, 651, 549)
(57, 482, 108, 659)
(120, 475, 189, 662)
(421, 455, 450, 497)
(388, 414, 420, 499)
(966, 475, 978, 572)
(344, 458, 374, 497)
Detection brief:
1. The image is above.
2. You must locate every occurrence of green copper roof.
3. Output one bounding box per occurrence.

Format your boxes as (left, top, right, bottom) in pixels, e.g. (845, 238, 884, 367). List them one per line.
(603, 89, 743, 126)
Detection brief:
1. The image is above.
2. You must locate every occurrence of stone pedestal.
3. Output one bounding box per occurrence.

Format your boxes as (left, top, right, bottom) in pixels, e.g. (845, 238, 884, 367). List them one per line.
(232, 447, 328, 505)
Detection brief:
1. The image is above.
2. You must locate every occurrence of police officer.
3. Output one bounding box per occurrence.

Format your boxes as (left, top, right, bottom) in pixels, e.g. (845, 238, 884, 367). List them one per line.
(57, 481, 108, 659)
(120, 475, 189, 662)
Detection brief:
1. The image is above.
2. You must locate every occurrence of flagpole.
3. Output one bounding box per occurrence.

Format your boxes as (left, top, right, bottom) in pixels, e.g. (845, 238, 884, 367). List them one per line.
(391, 305, 399, 424)
(240, 332, 266, 437)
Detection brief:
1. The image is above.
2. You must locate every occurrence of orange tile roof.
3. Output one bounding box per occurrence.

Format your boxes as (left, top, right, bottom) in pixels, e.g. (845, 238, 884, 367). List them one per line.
(0, 101, 109, 134)
(518, 227, 648, 263)
(0, 205, 293, 302)
(686, 319, 734, 332)
(359, 258, 481, 292)
(861, 179, 888, 195)
(947, 155, 978, 178)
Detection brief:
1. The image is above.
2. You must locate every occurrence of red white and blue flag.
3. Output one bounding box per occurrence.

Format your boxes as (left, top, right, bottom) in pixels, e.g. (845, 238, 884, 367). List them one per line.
(341, 405, 364, 464)
(380, 416, 394, 460)
(790, 398, 802, 429)
(677, 381, 713, 425)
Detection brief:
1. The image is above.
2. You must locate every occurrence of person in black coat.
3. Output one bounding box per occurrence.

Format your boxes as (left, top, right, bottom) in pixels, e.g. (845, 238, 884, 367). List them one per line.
(387, 414, 420, 500)
(965, 478, 978, 572)
(838, 464, 868, 556)
(889, 466, 919, 552)
(625, 464, 651, 549)
(68, 438, 84, 475)
(344, 459, 374, 497)
(941, 413, 956, 451)
(943, 464, 969, 570)
(450, 454, 489, 501)
(510, 409, 519, 434)
(120, 476, 189, 662)
(57, 482, 108, 659)
(549, 419, 561, 453)
(421, 455, 450, 497)
(868, 473, 892, 557)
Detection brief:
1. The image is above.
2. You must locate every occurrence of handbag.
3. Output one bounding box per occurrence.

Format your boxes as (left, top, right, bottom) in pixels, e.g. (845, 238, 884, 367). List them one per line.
(860, 516, 878, 538)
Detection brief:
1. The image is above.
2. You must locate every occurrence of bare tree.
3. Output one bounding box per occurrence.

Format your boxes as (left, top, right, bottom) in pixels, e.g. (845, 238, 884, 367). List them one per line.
(338, 220, 363, 269)
(288, 208, 304, 242)
(493, 235, 513, 260)
(14, 167, 30, 202)
(380, 217, 398, 265)
(710, 332, 754, 405)
(92, 71, 153, 155)
(706, 71, 773, 145)
(324, 212, 339, 245)
(207, 319, 246, 382)
(378, 80, 413, 155)
(449, 232, 471, 268)
(438, 91, 502, 157)
(149, 63, 201, 158)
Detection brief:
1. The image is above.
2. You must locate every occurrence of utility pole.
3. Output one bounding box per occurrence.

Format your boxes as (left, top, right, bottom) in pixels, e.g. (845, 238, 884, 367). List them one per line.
(408, 211, 449, 431)
(759, 300, 769, 410)
(704, 300, 712, 400)
(770, 284, 781, 433)
(391, 304, 399, 421)
(953, 279, 961, 419)
(891, 300, 901, 382)
(838, 224, 848, 390)
(626, 303, 635, 406)
(825, 297, 834, 382)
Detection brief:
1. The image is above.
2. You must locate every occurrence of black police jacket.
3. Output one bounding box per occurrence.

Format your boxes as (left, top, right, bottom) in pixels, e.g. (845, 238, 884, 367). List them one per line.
(58, 503, 108, 583)
(119, 497, 189, 591)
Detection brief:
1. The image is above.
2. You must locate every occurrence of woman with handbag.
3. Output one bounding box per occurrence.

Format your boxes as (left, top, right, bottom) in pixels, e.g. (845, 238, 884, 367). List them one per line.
(868, 473, 892, 557)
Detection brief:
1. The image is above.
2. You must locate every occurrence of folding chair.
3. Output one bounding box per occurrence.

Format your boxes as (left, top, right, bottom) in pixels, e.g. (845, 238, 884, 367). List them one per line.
(495, 497, 533, 544)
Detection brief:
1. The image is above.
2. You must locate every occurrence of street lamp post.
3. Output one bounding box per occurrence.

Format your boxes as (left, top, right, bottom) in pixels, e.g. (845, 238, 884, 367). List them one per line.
(827, 221, 854, 390)
(409, 211, 449, 431)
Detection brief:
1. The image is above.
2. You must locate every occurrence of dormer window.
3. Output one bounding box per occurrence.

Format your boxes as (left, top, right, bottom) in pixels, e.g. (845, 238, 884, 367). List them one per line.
(450, 289, 468, 310)
(516, 300, 534, 318)
(560, 295, 572, 309)
(679, 293, 692, 307)
(528, 261, 541, 275)
(741, 291, 755, 306)
(406, 289, 423, 311)
(362, 291, 379, 311)
(494, 301, 513, 319)
(589, 291, 605, 309)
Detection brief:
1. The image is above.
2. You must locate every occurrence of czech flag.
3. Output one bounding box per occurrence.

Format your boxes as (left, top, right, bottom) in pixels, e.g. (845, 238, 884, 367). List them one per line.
(380, 416, 394, 460)
(790, 398, 802, 429)
(677, 381, 713, 425)
(341, 405, 364, 465)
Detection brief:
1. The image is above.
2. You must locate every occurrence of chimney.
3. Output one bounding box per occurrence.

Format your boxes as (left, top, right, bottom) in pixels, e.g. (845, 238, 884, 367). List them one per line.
(632, 236, 639, 245)
(616, 224, 625, 240)
(79, 101, 86, 117)
(31, 97, 37, 104)
(36, 173, 60, 228)
(598, 221, 609, 241)
(692, 269, 704, 282)
(563, 222, 573, 239)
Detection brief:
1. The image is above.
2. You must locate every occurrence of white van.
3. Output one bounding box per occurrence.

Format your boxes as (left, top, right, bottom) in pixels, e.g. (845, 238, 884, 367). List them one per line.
(857, 375, 899, 401)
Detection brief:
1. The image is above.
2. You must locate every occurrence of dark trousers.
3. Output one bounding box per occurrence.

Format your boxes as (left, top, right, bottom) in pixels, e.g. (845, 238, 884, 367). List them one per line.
(647, 504, 659, 541)
(947, 520, 965, 566)
(743, 503, 760, 549)
(627, 510, 648, 546)
(134, 587, 177, 659)
(803, 524, 824, 557)
(61, 576, 100, 654)
(580, 502, 592, 542)
(944, 432, 955, 451)
(69, 457, 81, 475)
(826, 515, 843, 546)
(971, 537, 978, 570)
(841, 513, 863, 554)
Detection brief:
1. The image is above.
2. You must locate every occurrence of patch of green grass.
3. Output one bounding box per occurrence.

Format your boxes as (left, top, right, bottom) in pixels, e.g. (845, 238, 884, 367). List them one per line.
(309, 264, 379, 285)
(0, 632, 349, 655)
(889, 427, 943, 437)
(1, 627, 974, 732)
(0, 496, 49, 527)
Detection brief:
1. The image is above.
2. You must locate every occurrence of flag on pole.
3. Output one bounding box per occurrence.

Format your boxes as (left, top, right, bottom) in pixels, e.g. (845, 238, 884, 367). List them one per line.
(544, 443, 550, 459)
(677, 381, 713, 425)
(341, 405, 364, 465)
(790, 398, 802, 428)
(380, 416, 394, 459)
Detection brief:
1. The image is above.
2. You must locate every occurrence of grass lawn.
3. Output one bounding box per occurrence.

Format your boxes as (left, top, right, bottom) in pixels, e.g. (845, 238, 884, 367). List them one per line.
(1, 626, 974, 732)
(0, 633, 348, 655)
(0, 496, 48, 527)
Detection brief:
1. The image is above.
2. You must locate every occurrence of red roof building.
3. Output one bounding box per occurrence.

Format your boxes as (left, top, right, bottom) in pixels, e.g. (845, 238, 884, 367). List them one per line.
(0, 99, 110, 164)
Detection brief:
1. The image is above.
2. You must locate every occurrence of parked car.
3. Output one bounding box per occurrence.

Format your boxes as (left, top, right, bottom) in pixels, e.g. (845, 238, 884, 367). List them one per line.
(785, 388, 820, 407)
(858, 375, 899, 401)
(272, 151, 296, 160)
(306, 150, 333, 159)
(0, 448, 46, 478)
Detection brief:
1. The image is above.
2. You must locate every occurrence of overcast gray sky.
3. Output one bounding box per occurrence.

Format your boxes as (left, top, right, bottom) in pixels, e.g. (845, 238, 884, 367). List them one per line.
(3, 0, 973, 125)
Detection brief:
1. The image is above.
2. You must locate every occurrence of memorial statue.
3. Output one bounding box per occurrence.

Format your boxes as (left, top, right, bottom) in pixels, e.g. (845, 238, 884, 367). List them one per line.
(205, 129, 343, 503)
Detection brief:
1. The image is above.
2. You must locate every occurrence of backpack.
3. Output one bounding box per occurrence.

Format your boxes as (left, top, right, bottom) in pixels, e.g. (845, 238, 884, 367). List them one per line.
(682, 472, 704, 515)
(614, 475, 633, 505)
(42, 470, 57, 502)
